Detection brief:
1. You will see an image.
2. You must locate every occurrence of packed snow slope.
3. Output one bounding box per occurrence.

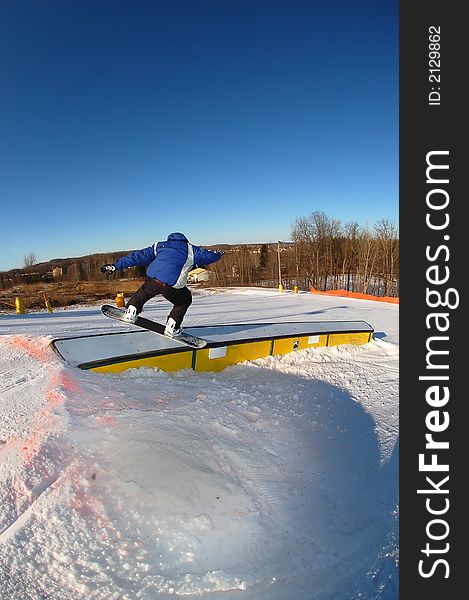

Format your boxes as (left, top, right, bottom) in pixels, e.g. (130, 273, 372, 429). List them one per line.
(0, 288, 398, 599)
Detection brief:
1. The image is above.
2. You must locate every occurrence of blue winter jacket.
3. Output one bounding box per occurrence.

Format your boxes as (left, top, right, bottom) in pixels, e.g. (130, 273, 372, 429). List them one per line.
(114, 233, 223, 288)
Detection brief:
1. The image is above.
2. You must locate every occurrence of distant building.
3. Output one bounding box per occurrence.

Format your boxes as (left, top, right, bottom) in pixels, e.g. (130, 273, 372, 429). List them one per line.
(187, 268, 210, 283)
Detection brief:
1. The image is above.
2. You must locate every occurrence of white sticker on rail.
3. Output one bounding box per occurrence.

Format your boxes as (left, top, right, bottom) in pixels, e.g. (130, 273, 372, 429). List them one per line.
(209, 346, 227, 359)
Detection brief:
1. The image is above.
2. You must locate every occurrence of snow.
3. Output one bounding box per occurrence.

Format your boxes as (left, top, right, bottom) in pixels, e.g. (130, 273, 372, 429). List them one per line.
(0, 288, 398, 599)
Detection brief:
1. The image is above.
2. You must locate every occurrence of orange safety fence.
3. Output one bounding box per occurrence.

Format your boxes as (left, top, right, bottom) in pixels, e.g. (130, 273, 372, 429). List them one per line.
(309, 288, 399, 304)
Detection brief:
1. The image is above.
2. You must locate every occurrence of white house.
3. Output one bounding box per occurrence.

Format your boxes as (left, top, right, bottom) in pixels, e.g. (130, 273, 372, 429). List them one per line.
(187, 268, 210, 283)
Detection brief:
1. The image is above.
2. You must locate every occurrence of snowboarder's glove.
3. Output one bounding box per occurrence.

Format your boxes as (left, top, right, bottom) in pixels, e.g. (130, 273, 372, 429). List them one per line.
(101, 264, 116, 274)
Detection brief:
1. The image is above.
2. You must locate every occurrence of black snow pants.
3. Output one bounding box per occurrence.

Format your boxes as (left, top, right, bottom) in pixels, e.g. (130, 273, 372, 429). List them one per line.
(127, 277, 192, 328)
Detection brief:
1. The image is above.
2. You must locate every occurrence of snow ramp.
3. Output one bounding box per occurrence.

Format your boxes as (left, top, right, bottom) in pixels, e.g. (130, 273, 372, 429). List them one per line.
(52, 320, 373, 373)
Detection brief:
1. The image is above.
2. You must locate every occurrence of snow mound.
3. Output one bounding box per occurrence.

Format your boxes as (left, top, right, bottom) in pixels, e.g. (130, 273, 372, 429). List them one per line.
(1, 290, 399, 598)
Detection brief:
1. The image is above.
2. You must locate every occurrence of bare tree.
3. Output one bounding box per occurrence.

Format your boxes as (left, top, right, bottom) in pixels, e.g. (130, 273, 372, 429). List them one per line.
(24, 252, 37, 268)
(342, 221, 359, 290)
(374, 219, 399, 296)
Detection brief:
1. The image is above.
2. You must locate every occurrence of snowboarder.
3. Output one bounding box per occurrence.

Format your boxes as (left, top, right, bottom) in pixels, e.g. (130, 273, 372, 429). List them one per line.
(101, 233, 224, 337)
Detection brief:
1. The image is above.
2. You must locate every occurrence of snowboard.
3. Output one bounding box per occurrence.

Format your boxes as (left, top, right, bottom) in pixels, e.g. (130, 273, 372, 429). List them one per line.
(101, 305, 207, 349)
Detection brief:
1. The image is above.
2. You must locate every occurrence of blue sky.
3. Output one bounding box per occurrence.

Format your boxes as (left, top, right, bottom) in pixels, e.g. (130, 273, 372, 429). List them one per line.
(0, 0, 398, 270)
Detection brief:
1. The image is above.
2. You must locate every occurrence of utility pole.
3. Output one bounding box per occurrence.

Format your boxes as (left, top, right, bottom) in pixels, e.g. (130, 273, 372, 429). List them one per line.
(277, 241, 283, 292)
(294, 242, 299, 293)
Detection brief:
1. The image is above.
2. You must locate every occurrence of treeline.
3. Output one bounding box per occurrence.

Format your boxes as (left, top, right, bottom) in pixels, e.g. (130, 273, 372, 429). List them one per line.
(210, 212, 399, 297)
(1, 212, 399, 297)
(291, 212, 399, 296)
(0, 251, 147, 290)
